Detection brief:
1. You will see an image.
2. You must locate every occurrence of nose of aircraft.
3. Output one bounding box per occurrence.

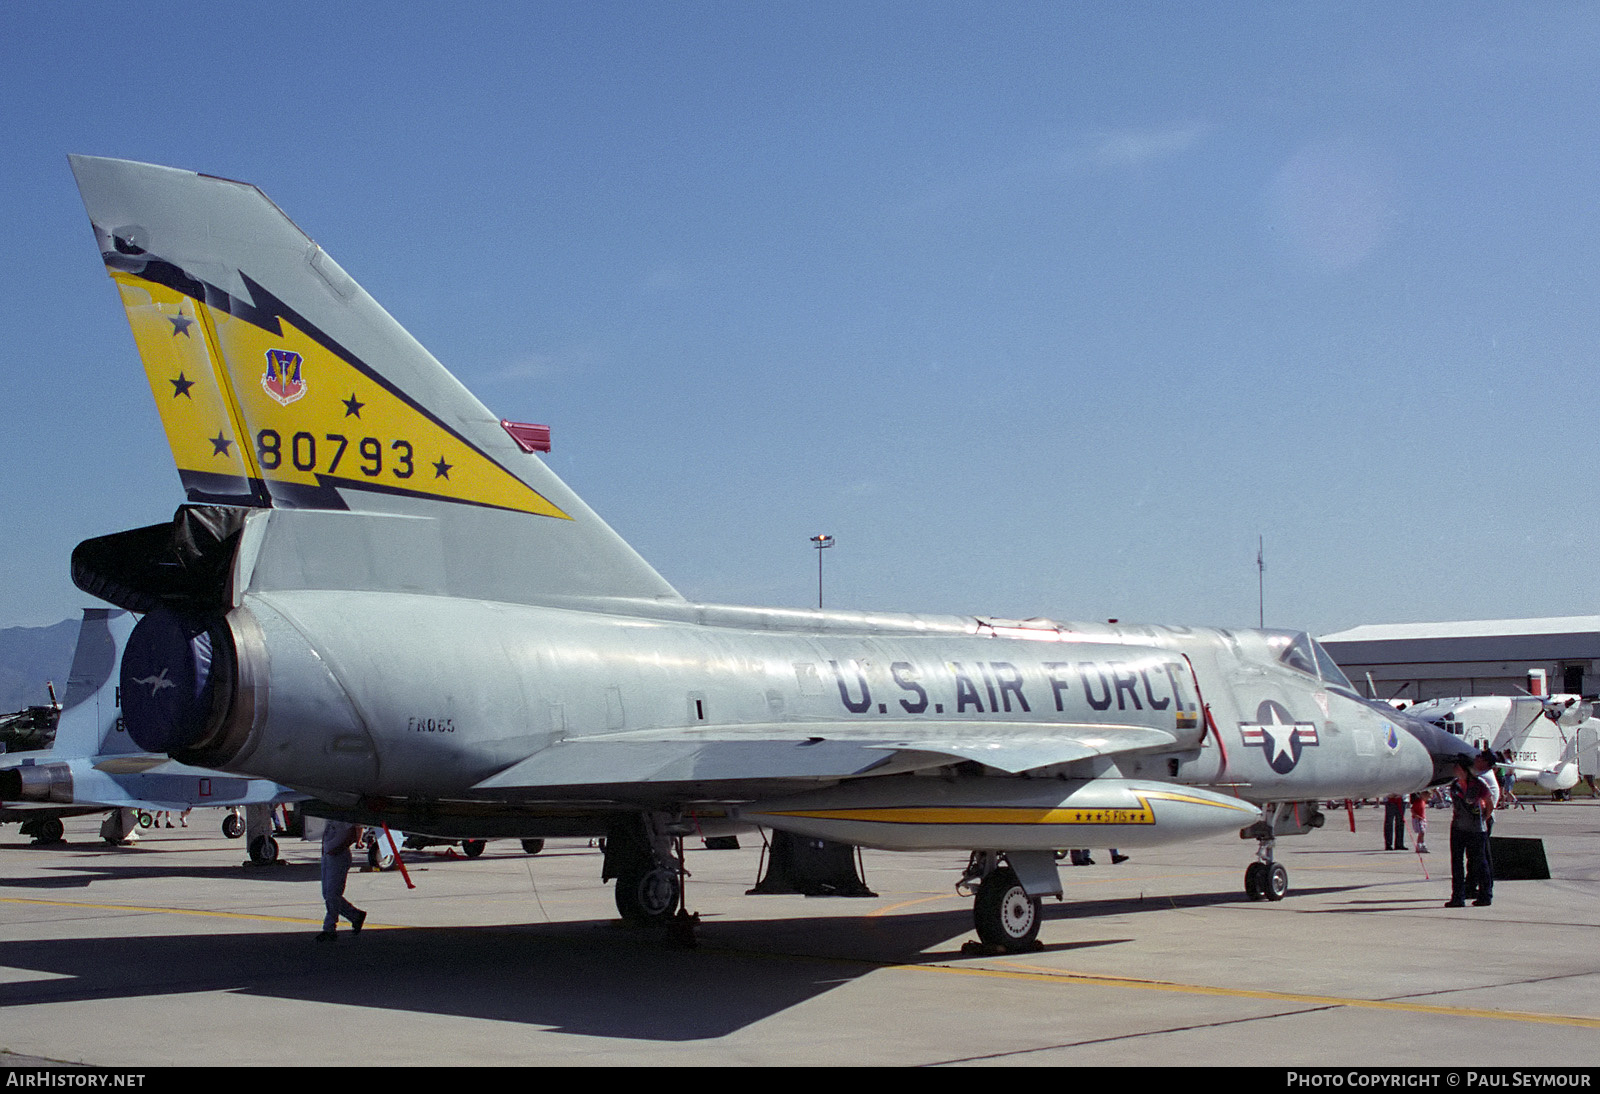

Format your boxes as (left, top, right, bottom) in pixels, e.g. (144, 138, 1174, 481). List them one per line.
(1384, 703, 1478, 786)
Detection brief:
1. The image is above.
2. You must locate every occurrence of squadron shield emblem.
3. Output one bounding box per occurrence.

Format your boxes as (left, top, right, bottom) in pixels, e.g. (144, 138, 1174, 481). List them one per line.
(262, 349, 306, 406)
(1238, 699, 1320, 774)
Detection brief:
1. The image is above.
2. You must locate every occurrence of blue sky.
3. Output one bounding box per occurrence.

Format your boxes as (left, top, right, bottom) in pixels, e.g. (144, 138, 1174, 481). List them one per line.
(2, 3, 1597, 634)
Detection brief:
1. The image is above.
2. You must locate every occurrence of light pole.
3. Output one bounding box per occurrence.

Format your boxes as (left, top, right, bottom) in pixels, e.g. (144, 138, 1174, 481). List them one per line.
(810, 534, 833, 609)
(1257, 534, 1265, 629)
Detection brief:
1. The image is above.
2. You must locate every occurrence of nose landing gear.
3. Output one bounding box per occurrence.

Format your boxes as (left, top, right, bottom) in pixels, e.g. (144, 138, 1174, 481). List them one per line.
(1244, 858, 1288, 901)
(1242, 802, 1317, 901)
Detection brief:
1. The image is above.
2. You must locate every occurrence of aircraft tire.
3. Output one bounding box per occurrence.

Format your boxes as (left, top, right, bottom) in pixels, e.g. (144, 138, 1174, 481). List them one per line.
(521, 839, 545, 855)
(1265, 863, 1289, 902)
(248, 835, 279, 864)
(37, 816, 65, 845)
(462, 839, 486, 858)
(1244, 862, 1267, 901)
(973, 866, 1041, 951)
(221, 813, 244, 839)
(137, 811, 154, 829)
(614, 865, 679, 924)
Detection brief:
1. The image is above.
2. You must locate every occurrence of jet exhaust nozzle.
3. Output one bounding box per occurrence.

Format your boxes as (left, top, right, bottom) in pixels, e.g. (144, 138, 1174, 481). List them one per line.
(0, 762, 73, 804)
(120, 608, 235, 759)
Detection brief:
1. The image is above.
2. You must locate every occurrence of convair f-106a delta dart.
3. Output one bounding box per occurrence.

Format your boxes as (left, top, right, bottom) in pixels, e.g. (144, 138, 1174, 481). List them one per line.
(63, 156, 1462, 951)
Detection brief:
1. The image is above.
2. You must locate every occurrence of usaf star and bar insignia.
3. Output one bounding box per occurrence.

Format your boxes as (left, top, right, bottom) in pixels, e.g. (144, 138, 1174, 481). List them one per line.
(1238, 699, 1320, 774)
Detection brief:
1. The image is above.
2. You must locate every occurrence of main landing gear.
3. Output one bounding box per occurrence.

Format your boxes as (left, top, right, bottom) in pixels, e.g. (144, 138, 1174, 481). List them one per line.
(615, 863, 681, 924)
(242, 804, 279, 866)
(19, 815, 65, 845)
(604, 813, 691, 939)
(975, 867, 1040, 949)
(960, 851, 1050, 953)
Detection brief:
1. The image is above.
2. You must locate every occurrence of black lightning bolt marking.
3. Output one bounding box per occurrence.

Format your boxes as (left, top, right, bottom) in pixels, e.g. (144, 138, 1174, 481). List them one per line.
(102, 251, 565, 517)
(170, 373, 194, 399)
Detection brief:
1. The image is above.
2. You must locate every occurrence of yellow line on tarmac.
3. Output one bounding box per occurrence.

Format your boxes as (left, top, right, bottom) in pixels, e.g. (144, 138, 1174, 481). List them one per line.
(0, 896, 396, 930)
(896, 960, 1600, 1029)
(869, 894, 958, 917)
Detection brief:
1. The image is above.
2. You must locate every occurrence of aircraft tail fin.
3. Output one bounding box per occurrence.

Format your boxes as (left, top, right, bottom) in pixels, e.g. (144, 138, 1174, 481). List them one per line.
(51, 609, 137, 759)
(69, 155, 678, 604)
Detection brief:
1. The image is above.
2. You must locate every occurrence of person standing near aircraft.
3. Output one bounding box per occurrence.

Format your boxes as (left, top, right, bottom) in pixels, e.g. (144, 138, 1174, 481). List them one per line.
(1383, 794, 1406, 851)
(318, 820, 367, 942)
(1445, 757, 1489, 908)
(1410, 792, 1428, 854)
(1472, 750, 1500, 906)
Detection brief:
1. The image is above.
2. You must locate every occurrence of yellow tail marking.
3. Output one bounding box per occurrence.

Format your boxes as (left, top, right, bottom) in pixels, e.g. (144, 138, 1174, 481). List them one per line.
(110, 269, 569, 519)
(114, 274, 260, 484)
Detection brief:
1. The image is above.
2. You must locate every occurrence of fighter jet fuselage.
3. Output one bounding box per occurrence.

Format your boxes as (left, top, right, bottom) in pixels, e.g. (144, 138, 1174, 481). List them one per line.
(119, 578, 1429, 842)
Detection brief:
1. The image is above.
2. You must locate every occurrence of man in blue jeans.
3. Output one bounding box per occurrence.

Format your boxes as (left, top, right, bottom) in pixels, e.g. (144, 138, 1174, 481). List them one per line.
(1471, 750, 1500, 906)
(1445, 756, 1489, 908)
(318, 819, 367, 941)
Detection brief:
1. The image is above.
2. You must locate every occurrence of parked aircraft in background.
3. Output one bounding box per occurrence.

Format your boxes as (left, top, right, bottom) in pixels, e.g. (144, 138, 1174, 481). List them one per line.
(1404, 694, 1589, 793)
(1579, 722, 1600, 788)
(63, 156, 1464, 951)
(0, 685, 60, 754)
(0, 608, 300, 859)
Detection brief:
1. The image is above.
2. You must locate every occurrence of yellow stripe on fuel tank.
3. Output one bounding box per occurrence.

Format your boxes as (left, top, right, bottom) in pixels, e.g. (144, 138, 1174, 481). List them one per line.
(766, 800, 1157, 826)
(767, 790, 1255, 827)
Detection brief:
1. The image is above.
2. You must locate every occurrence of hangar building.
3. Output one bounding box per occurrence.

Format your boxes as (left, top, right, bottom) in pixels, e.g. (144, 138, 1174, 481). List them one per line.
(1318, 616, 1600, 703)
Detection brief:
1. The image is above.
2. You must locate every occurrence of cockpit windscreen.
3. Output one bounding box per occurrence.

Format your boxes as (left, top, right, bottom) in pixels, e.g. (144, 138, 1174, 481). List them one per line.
(1267, 631, 1355, 690)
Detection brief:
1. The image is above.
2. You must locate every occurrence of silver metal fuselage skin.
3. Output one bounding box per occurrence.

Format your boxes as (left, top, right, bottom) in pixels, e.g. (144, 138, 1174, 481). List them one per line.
(211, 586, 1432, 829)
